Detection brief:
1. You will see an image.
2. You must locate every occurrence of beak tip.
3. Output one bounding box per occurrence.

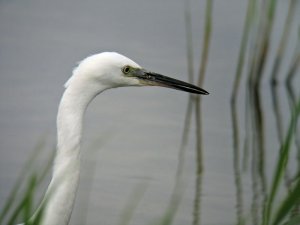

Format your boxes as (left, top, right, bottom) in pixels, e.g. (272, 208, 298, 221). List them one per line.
(198, 89, 209, 95)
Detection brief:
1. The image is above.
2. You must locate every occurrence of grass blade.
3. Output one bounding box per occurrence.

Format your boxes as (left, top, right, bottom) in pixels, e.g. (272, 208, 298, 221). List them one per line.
(272, 179, 300, 225)
(284, 215, 300, 225)
(0, 137, 46, 224)
(231, 0, 256, 102)
(118, 183, 147, 225)
(265, 98, 300, 225)
(270, 0, 297, 84)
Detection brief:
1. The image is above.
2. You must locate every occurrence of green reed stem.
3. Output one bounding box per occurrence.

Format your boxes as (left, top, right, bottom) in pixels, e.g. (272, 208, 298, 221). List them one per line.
(0, 137, 46, 224)
(197, 0, 213, 87)
(270, 0, 297, 84)
(231, 0, 256, 103)
(265, 98, 300, 225)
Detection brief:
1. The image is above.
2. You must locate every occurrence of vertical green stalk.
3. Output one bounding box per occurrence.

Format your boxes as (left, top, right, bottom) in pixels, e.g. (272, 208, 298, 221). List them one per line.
(257, 0, 278, 85)
(0, 138, 47, 224)
(193, 1, 213, 224)
(231, 0, 256, 103)
(197, 0, 213, 87)
(231, 5, 256, 218)
(285, 30, 300, 218)
(249, 0, 278, 87)
(231, 99, 245, 225)
(264, 96, 300, 224)
(194, 0, 213, 172)
(270, 98, 300, 225)
(247, 85, 267, 225)
(177, 0, 195, 177)
(270, 0, 297, 84)
(118, 183, 147, 225)
(286, 28, 300, 84)
(253, 87, 267, 223)
(193, 99, 204, 225)
(185, 0, 195, 84)
(158, 2, 196, 224)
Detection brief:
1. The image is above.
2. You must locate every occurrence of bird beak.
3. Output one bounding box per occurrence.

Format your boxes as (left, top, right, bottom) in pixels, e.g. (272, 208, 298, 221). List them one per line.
(133, 68, 209, 95)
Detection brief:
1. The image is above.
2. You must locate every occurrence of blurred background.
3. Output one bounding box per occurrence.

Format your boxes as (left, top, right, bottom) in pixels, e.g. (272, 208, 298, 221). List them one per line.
(0, 0, 299, 224)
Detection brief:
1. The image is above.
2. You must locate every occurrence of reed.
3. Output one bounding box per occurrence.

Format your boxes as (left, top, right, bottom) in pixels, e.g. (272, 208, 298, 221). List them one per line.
(0, 139, 53, 225)
(270, 0, 297, 84)
(268, 98, 300, 225)
(231, 0, 256, 102)
(2, 1, 299, 225)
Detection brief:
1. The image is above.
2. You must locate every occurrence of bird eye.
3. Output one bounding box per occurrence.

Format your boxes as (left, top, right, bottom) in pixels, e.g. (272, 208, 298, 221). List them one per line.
(122, 66, 130, 74)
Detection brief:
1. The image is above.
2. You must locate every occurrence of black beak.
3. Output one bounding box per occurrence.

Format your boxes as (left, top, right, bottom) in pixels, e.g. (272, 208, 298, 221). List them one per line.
(134, 69, 209, 95)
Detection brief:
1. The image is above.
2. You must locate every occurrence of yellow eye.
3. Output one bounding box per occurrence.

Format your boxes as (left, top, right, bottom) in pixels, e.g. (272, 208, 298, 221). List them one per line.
(122, 66, 130, 74)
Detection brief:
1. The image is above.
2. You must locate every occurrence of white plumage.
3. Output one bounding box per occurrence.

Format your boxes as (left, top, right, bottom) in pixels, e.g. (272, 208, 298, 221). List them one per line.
(19, 52, 208, 225)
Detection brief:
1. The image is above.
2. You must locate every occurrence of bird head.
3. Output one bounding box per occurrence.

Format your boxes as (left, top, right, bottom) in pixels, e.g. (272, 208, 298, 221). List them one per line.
(65, 52, 209, 95)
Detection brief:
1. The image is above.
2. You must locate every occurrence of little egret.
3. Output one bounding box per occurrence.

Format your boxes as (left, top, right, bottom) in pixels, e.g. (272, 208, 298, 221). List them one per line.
(21, 52, 208, 225)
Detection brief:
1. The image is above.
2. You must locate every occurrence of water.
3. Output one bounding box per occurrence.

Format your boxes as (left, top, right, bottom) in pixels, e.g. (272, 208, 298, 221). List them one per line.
(0, 0, 299, 224)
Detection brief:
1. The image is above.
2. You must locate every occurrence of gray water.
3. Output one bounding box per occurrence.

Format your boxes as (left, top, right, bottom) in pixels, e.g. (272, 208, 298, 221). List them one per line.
(0, 0, 299, 224)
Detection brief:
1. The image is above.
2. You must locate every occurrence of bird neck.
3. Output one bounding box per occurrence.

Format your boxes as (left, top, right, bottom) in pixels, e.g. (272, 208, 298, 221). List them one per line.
(40, 81, 105, 225)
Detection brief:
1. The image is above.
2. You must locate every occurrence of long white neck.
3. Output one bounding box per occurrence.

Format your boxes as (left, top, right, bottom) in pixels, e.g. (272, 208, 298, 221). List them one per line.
(38, 80, 105, 225)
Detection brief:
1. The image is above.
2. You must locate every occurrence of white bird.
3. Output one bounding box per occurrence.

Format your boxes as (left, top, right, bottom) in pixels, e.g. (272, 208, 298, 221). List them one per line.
(22, 52, 208, 225)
